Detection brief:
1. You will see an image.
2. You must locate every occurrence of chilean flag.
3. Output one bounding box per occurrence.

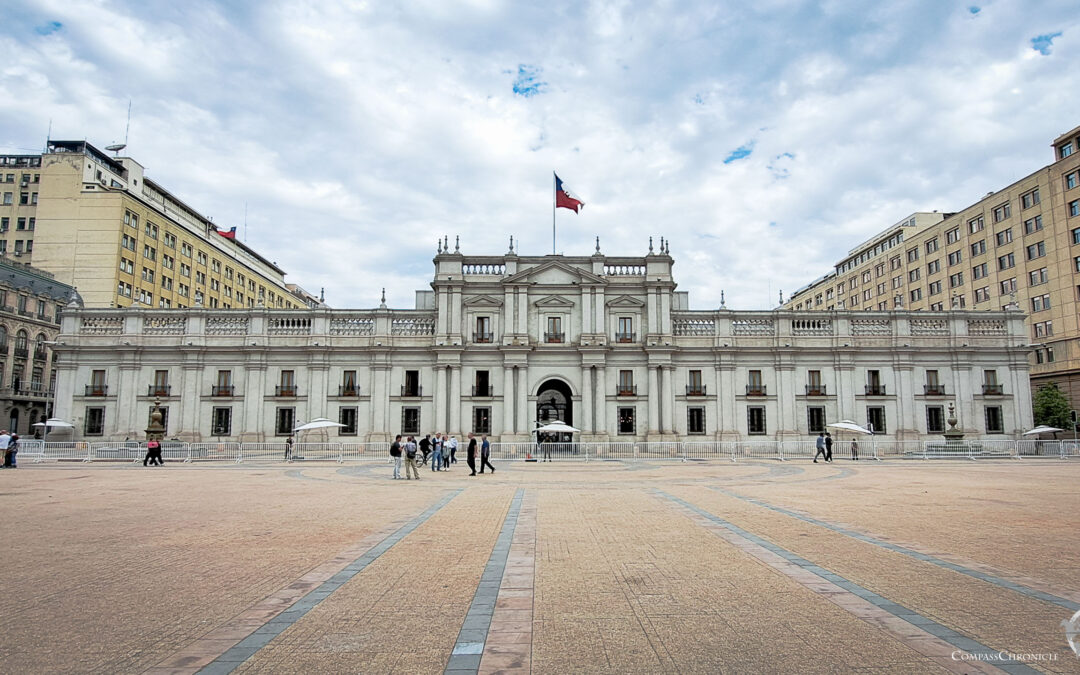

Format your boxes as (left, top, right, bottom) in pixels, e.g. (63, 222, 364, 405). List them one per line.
(218, 226, 237, 239)
(555, 173, 584, 213)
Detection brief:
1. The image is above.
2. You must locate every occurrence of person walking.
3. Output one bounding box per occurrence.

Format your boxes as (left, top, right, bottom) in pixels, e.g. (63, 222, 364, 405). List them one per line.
(824, 432, 834, 462)
(419, 434, 432, 465)
(143, 438, 161, 466)
(542, 433, 553, 462)
(0, 429, 10, 469)
(442, 434, 451, 469)
(390, 435, 403, 479)
(7, 433, 19, 468)
(813, 432, 827, 463)
(284, 435, 294, 462)
(449, 436, 459, 464)
(404, 436, 420, 480)
(851, 437, 859, 461)
(431, 434, 443, 471)
(466, 433, 478, 476)
(479, 435, 494, 474)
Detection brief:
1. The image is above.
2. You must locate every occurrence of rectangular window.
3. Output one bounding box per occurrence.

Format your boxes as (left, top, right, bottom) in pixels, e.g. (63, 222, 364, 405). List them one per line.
(969, 240, 985, 256)
(807, 406, 825, 434)
(275, 408, 295, 436)
(163, 232, 176, 248)
(84, 407, 106, 435)
(948, 272, 963, 288)
(474, 315, 492, 342)
(866, 406, 886, 434)
(339, 407, 358, 435)
(947, 250, 962, 266)
(145, 222, 158, 238)
(908, 269, 921, 282)
(1067, 171, 1078, 190)
(992, 202, 1011, 222)
(1033, 320, 1053, 338)
(974, 286, 989, 303)
(910, 288, 922, 302)
(1031, 294, 1050, 312)
(687, 407, 706, 434)
(945, 227, 960, 244)
(925, 238, 939, 254)
(618, 407, 636, 434)
(984, 406, 1004, 434)
(545, 315, 563, 343)
(747, 406, 766, 435)
(1070, 200, 1080, 217)
(472, 407, 492, 434)
(1028, 267, 1048, 286)
(906, 247, 919, 263)
(926, 406, 944, 434)
(995, 228, 1012, 246)
(402, 407, 421, 434)
(1062, 142, 1075, 159)
(1024, 215, 1044, 235)
(997, 253, 1015, 270)
(617, 316, 634, 341)
(341, 370, 358, 396)
(1025, 241, 1045, 260)
(972, 262, 988, 279)
(143, 244, 156, 261)
(161, 254, 174, 270)
(968, 216, 984, 233)
(928, 280, 942, 296)
(618, 370, 635, 395)
(122, 234, 136, 251)
(403, 370, 420, 396)
(688, 369, 703, 395)
(181, 242, 193, 257)
(1000, 277, 1016, 295)
(211, 407, 232, 436)
(927, 260, 940, 275)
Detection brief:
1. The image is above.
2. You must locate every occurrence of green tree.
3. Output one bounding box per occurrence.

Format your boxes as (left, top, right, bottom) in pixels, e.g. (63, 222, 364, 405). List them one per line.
(1032, 382, 1073, 430)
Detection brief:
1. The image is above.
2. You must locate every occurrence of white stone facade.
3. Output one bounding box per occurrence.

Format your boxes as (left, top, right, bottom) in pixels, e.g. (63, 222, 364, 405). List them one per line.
(53, 247, 1033, 442)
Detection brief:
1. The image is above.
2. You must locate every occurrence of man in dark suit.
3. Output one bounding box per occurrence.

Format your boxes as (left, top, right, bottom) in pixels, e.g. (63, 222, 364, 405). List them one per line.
(824, 432, 834, 462)
(466, 433, 478, 476)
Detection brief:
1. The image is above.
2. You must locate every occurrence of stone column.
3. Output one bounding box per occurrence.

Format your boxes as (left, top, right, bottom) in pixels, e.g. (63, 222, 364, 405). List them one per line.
(449, 366, 462, 435)
(582, 292, 592, 334)
(180, 364, 202, 441)
(517, 288, 528, 336)
(516, 366, 528, 433)
(435, 365, 447, 432)
(648, 366, 660, 434)
(117, 364, 140, 437)
(598, 365, 610, 436)
(660, 365, 673, 434)
(502, 366, 514, 437)
(581, 366, 593, 433)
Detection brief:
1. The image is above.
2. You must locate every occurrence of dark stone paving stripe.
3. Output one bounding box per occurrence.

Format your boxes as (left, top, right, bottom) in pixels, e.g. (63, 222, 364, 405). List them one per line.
(444, 488, 525, 674)
(195, 488, 464, 675)
(655, 490, 1039, 675)
(711, 486, 1080, 613)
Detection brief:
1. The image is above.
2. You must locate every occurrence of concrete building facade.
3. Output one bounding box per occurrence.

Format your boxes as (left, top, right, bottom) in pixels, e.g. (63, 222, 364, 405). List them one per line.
(53, 244, 1032, 443)
(787, 124, 1080, 406)
(1, 140, 314, 310)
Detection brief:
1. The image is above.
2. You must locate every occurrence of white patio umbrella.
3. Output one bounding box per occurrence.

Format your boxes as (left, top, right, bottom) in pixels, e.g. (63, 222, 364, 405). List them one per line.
(292, 418, 346, 432)
(32, 419, 75, 428)
(826, 420, 874, 435)
(1022, 425, 1063, 436)
(534, 421, 580, 434)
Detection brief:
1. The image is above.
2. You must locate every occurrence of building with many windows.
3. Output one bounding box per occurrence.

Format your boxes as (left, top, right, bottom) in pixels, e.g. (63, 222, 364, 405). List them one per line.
(53, 243, 1031, 442)
(0, 258, 74, 434)
(1, 140, 312, 310)
(787, 124, 1080, 406)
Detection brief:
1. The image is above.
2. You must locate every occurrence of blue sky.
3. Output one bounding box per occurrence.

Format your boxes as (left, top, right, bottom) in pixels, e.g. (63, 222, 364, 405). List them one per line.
(0, 1, 1076, 309)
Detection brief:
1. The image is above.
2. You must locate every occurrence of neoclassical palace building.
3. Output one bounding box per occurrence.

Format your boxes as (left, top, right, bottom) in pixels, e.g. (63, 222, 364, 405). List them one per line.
(53, 242, 1033, 442)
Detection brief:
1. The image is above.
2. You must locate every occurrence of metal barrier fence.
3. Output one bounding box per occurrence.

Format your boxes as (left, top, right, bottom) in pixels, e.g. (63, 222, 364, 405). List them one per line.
(17, 439, 1080, 464)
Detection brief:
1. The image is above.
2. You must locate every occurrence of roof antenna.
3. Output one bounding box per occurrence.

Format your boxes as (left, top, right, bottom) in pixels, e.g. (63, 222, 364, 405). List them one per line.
(105, 100, 131, 156)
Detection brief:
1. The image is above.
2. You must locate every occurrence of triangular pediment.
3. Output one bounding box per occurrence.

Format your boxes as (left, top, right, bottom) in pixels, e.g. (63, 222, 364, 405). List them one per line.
(503, 260, 606, 286)
(605, 295, 646, 308)
(463, 294, 504, 308)
(533, 295, 576, 308)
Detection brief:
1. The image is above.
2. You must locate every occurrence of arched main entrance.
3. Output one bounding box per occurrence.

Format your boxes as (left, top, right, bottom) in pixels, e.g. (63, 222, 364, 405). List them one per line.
(536, 379, 573, 442)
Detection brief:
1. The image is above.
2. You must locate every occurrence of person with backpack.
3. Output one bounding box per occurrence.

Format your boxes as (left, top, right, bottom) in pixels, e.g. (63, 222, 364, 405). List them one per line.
(389, 435, 403, 479)
(479, 435, 494, 474)
(419, 434, 431, 465)
(7, 433, 19, 468)
(404, 436, 420, 480)
(431, 434, 443, 471)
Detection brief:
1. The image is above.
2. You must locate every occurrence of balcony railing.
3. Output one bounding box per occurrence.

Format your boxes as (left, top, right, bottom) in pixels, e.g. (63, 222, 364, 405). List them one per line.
(805, 385, 827, 396)
(617, 385, 638, 396)
(865, 385, 887, 396)
(338, 385, 359, 397)
(923, 384, 946, 396)
(275, 385, 298, 397)
(5, 386, 51, 399)
(473, 332, 493, 344)
(211, 384, 235, 396)
(0, 343, 7, 354)
(148, 384, 172, 396)
(543, 332, 565, 344)
(746, 385, 767, 396)
(13, 346, 28, 358)
(615, 332, 636, 343)
(18, 309, 33, 318)
(686, 385, 707, 396)
(0, 305, 13, 314)
(401, 385, 422, 397)
(982, 384, 1004, 395)
(84, 385, 108, 396)
(472, 385, 494, 397)
(33, 348, 47, 361)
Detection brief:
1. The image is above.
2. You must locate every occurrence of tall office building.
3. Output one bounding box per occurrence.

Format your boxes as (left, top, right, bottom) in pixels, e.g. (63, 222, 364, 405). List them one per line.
(787, 124, 1080, 405)
(1, 140, 313, 310)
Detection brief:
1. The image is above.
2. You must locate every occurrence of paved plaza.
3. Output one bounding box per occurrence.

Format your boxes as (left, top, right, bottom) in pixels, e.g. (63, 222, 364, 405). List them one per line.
(1, 458, 1079, 674)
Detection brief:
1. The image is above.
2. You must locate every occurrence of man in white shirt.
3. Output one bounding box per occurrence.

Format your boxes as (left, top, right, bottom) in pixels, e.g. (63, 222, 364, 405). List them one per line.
(448, 436, 458, 464)
(0, 430, 11, 468)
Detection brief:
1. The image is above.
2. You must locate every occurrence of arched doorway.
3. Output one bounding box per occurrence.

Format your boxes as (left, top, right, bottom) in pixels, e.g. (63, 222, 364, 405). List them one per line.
(536, 379, 573, 442)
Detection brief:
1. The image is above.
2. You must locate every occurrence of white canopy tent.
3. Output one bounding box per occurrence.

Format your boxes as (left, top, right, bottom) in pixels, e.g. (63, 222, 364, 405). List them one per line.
(826, 420, 874, 435)
(293, 418, 346, 432)
(32, 419, 75, 429)
(1022, 425, 1064, 436)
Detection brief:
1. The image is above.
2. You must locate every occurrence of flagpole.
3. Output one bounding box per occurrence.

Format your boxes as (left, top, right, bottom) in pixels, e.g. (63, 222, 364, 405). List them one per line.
(552, 172, 556, 255)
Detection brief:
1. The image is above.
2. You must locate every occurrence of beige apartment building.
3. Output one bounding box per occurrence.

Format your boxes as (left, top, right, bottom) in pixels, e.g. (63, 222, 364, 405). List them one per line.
(1, 140, 311, 310)
(787, 124, 1080, 405)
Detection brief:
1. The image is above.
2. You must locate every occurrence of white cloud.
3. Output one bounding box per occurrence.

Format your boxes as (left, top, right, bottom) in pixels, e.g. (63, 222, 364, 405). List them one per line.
(0, 0, 1077, 309)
